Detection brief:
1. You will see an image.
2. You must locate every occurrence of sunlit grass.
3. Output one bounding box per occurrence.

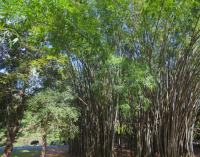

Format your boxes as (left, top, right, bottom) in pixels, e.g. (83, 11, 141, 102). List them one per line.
(0, 149, 41, 157)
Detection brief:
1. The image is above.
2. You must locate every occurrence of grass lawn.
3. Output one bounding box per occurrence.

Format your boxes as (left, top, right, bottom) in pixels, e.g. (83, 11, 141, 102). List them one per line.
(0, 149, 41, 157)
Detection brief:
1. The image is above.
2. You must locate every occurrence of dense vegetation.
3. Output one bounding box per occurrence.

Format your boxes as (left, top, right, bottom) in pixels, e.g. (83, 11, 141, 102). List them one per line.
(0, 0, 200, 157)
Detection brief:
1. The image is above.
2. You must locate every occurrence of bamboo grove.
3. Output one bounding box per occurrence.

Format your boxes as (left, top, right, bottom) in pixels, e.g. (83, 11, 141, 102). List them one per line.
(0, 0, 200, 157)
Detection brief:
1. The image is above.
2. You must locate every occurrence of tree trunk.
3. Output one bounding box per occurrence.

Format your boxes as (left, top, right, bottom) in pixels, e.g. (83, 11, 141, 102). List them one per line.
(40, 134, 47, 157)
(2, 113, 22, 157)
(2, 142, 13, 157)
(117, 109, 123, 157)
(2, 86, 27, 157)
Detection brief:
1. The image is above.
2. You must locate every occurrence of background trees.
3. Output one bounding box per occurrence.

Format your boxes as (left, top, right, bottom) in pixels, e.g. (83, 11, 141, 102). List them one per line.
(0, 28, 31, 156)
(0, 0, 200, 157)
(24, 89, 79, 157)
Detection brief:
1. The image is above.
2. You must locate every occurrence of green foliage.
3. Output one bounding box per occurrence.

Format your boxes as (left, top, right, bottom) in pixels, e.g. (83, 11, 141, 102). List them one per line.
(23, 88, 79, 140)
(93, 55, 155, 116)
(1, 1, 199, 156)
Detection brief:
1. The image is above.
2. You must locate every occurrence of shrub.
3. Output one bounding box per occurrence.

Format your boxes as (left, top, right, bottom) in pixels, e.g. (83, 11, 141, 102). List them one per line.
(30, 140, 39, 146)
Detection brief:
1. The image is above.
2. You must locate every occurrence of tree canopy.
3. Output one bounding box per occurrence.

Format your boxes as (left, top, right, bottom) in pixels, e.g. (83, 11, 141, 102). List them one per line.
(0, 0, 200, 157)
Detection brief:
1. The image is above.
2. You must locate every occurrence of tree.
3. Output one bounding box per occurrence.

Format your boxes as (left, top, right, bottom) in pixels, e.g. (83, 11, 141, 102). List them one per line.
(0, 19, 35, 156)
(25, 88, 79, 157)
(1, 0, 199, 157)
(0, 35, 31, 157)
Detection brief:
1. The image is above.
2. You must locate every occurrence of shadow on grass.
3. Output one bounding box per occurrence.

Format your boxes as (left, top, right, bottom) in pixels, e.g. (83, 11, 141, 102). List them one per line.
(0, 149, 41, 157)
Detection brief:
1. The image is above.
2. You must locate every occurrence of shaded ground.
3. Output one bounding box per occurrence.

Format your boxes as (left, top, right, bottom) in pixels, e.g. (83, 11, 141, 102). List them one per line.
(1, 145, 200, 157)
(0, 149, 41, 157)
(194, 146, 200, 157)
(45, 147, 68, 157)
(48, 146, 200, 157)
(113, 146, 200, 157)
(45, 147, 77, 157)
(114, 146, 134, 157)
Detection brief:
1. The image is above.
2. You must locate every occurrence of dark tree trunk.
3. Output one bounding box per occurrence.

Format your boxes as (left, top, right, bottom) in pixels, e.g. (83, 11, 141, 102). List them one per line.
(3, 86, 27, 157)
(2, 142, 13, 157)
(2, 114, 21, 157)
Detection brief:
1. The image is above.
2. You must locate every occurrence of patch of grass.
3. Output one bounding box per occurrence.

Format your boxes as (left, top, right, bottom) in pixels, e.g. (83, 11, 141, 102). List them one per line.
(0, 149, 41, 157)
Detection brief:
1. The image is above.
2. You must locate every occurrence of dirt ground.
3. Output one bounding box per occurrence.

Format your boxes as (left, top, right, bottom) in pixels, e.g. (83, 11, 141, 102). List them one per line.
(44, 146, 200, 157)
(44, 147, 70, 157)
(194, 146, 200, 157)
